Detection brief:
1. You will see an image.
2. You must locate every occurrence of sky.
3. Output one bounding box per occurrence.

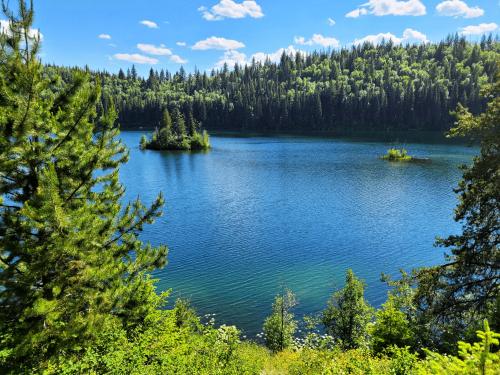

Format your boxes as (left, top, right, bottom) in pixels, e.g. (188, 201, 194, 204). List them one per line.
(9, 0, 500, 75)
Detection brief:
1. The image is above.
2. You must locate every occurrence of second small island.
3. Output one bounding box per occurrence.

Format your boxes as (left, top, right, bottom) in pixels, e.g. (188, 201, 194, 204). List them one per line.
(381, 148, 413, 161)
(381, 148, 431, 163)
(140, 108, 210, 151)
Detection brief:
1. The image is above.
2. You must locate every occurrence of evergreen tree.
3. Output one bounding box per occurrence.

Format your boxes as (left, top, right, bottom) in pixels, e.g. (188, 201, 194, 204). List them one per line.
(415, 70, 500, 344)
(0, 2, 167, 370)
(159, 108, 172, 146)
(187, 110, 198, 136)
(130, 64, 137, 80)
(174, 109, 186, 137)
(263, 289, 297, 352)
(322, 269, 373, 349)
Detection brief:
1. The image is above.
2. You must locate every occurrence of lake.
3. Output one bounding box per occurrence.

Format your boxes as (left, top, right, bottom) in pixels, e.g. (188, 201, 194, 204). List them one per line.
(120, 131, 476, 337)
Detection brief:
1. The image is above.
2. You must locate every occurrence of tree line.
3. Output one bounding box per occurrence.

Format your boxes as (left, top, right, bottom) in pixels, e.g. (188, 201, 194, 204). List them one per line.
(50, 33, 499, 135)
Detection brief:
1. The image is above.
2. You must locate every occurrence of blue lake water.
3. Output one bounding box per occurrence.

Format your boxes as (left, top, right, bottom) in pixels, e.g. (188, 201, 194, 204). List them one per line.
(120, 132, 476, 337)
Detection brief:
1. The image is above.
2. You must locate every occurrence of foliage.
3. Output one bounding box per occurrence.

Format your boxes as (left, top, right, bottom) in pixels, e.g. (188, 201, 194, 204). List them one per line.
(414, 68, 500, 349)
(417, 320, 500, 375)
(263, 289, 298, 352)
(381, 148, 412, 161)
(371, 298, 415, 353)
(322, 269, 374, 349)
(39, 306, 263, 375)
(0, 2, 167, 372)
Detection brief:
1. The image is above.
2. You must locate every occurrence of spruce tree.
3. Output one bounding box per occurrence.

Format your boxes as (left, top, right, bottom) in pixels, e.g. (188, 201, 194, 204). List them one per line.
(0, 1, 167, 370)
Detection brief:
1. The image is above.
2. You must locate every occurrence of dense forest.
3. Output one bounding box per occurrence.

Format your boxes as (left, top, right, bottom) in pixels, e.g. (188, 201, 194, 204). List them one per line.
(1, 1, 499, 374)
(50, 34, 499, 134)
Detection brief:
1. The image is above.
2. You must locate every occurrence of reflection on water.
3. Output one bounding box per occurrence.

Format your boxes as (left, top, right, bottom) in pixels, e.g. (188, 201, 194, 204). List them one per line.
(120, 132, 476, 336)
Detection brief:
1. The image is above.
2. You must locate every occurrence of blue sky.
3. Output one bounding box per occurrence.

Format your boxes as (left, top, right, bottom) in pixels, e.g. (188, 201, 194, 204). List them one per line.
(18, 0, 500, 75)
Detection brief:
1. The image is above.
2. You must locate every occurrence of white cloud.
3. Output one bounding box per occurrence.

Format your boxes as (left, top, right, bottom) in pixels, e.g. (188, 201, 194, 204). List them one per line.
(176, 41, 187, 47)
(137, 43, 172, 56)
(214, 45, 306, 68)
(113, 53, 159, 64)
(216, 50, 248, 67)
(401, 28, 429, 43)
(354, 32, 401, 45)
(436, 1, 484, 18)
(327, 17, 336, 26)
(294, 34, 340, 48)
(199, 0, 263, 21)
(98, 33, 112, 40)
(346, 8, 368, 18)
(0, 19, 43, 40)
(346, 0, 426, 18)
(170, 54, 188, 64)
(353, 28, 428, 45)
(192, 36, 245, 50)
(460, 23, 498, 35)
(140, 20, 158, 29)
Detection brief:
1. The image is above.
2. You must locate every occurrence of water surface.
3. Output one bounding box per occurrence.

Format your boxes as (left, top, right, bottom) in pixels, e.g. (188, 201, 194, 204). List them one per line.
(120, 132, 476, 336)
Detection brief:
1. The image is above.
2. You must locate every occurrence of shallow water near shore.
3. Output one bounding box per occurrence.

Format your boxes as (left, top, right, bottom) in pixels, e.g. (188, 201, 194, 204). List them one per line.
(120, 131, 477, 337)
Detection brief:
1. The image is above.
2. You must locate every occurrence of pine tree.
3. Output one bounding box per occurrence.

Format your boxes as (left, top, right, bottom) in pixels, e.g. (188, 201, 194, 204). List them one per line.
(0, 2, 167, 370)
(415, 70, 500, 341)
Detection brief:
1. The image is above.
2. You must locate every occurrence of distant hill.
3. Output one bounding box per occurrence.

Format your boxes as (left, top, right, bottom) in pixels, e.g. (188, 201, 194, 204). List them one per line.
(50, 34, 499, 135)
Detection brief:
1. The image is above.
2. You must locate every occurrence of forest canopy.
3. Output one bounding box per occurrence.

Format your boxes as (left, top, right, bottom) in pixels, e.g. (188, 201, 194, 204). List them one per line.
(50, 34, 499, 135)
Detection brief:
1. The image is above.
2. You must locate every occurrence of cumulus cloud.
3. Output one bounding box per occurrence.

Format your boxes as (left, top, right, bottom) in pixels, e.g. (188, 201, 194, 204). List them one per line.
(176, 41, 187, 47)
(140, 20, 158, 29)
(353, 28, 428, 45)
(346, 0, 426, 18)
(215, 45, 306, 68)
(460, 23, 498, 35)
(192, 36, 245, 50)
(170, 54, 188, 64)
(436, 0, 484, 18)
(346, 8, 368, 18)
(113, 53, 158, 64)
(327, 17, 336, 26)
(215, 50, 248, 67)
(294, 34, 340, 48)
(199, 0, 263, 21)
(137, 43, 172, 56)
(98, 33, 112, 40)
(0, 19, 43, 40)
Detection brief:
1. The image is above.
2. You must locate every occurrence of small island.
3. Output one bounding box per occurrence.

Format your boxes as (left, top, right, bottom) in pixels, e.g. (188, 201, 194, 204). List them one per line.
(140, 108, 210, 151)
(381, 148, 413, 161)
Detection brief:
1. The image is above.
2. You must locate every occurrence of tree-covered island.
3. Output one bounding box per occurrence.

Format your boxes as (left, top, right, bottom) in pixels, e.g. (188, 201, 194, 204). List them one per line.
(140, 108, 210, 151)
